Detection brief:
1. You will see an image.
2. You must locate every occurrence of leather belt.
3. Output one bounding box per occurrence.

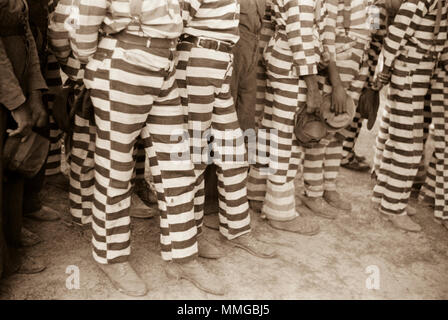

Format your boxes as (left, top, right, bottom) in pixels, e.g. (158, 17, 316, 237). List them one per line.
(180, 35, 233, 53)
(113, 31, 176, 49)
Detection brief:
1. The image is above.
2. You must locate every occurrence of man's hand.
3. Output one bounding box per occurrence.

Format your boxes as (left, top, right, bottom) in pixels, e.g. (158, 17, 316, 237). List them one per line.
(28, 90, 48, 128)
(7, 103, 33, 142)
(318, 51, 330, 71)
(331, 84, 348, 115)
(377, 65, 391, 86)
(304, 75, 322, 115)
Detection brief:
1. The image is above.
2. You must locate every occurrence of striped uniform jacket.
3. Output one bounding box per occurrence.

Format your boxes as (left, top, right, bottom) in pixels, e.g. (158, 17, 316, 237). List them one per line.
(71, 0, 184, 64)
(383, 0, 448, 70)
(268, 0, 318, 77)
(48, 0, 84, 81)
(181, 0, 240, 44)
(316, 0, 375, 87)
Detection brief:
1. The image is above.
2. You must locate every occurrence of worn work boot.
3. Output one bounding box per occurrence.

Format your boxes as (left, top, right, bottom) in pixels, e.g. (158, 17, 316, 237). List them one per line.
(198, 237, 223, 259)
(225, 233, 276, 259)
(130, 193, 155, 219)
(45, 173, 70, 192)
(301, 196, 338, 219)
(268, 215, 320, 236)
(249, 200, 263, 214)
(203, 214, 220, 230)
(17, 254, 46, 274)
(134, 179, 158, 207)
(165, 259, 226, 295)
(25, 205, 60, 221)
(98, 261, 148, 297)
(381, 213, 422, 232)
(20, 228, 42, 247)
(324, 190, 352, 211)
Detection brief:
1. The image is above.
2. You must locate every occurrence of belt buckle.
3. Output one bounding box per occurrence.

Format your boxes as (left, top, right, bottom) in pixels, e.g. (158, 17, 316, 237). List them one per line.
(196, 36, 207, 49)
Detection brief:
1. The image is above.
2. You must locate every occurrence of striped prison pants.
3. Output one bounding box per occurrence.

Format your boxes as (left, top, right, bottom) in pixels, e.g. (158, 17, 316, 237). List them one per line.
(68, 80, 149, 226)
(373, 93, 432, 192)
(419, 61, 448, 220)
(303, 38, 369, 198)
(70, 93, 150, 227)
(248, 34, 305, 221)
(84, 36, 197, 264)
(43, 53, 64, 176)
(372, 45, 438, 215)
(254, 3, 275, 129)
(175, 40, 251, 240)
(247, 11, 274, 203)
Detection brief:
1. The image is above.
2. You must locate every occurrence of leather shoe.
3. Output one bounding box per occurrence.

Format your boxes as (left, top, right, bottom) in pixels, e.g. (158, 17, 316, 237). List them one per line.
(20, 228, 42, 247)
(130, 193, 155, 219)
(25, 205, 60, 221)
(97, 261, 148, 297)
(165, 259, 226, 295)
(268, 215, 320, 236)
(134, 179, 158, 206)
(198, 237, 223, 259)
(17, 254, 46, 274)
(203, 214, 220, 230)
(225, 233, 276, 259)
(301, 196, 338, 219)
(324, 190, 352, 211)
(381, 213, 421, 232)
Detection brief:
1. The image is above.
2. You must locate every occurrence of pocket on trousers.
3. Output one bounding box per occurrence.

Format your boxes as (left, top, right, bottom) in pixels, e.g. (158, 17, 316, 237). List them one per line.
(121, 48, 170, 73)
(187, 46, 231, 90)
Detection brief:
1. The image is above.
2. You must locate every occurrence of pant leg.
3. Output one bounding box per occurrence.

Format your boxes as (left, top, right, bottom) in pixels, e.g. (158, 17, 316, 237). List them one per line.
(134, 140, 146, 181)
(231, 30, 259, 132)
(247, 72, 274, 202)
(179, 42, 251, 239)
(175, 41, 209, 235)
(70, 89, 95, 226)
(44, 53, 64, 176)
(373, 50, 434, 215)
(144, 68, 197, 263)
(210, 56, 251, 239)
(87, 37, 197, 264)
(260, 72, 305, 221)
(429, 63, 448, 219)
(412, 97, 432, 193)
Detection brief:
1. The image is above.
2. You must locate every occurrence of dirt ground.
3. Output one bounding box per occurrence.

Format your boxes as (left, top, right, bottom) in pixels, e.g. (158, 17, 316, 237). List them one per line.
(1, 108, 447, 300)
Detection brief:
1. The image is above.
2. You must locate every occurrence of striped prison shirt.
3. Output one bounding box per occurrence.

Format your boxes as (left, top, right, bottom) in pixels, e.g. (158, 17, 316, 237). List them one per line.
(181, 0, 240, 44)
(382, 0, 448, 69)
(71, 0, 184, 64)
(48, 0, 84, 81)
(270, 0, 319, 76)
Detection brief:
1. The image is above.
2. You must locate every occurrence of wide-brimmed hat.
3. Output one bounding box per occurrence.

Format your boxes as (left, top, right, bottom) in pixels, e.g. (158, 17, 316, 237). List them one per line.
(3, 131, 50, 178)
(294, 107, 327, 146)
(321, 93, 356, 132)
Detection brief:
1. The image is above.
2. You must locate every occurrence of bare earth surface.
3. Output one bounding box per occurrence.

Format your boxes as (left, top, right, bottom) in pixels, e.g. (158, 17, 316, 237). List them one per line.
(1, 107, 447, 300)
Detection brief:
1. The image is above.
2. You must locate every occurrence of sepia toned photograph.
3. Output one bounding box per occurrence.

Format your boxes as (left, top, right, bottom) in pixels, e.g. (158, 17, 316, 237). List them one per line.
(0, 0, 447, 303)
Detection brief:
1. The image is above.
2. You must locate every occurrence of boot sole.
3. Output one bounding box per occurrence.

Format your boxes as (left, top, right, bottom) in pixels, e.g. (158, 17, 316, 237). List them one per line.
(226, 239, 276, 259)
